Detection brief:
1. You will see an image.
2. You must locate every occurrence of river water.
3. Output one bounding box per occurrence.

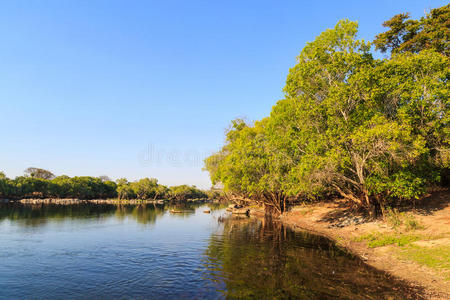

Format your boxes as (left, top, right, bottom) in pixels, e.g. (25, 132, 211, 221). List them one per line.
(0, 202, 420, 299)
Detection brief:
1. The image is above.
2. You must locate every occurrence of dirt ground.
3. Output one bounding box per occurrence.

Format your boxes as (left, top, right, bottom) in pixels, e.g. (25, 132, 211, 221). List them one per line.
(279, 189, 450, 299)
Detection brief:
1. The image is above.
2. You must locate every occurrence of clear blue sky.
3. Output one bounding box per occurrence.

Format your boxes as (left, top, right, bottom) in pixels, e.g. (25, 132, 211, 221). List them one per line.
(0, 0, 446, 188)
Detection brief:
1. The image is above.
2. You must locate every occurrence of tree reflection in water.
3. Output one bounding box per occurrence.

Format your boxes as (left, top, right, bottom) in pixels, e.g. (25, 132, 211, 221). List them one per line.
(202, 216, 423, 299)
(0, 203, 169, 227)
(0, 203, 425, 299)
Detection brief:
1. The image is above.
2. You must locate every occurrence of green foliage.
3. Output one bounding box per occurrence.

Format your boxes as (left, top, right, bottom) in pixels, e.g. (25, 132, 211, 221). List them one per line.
(205, 188, 225, 201)
(168, 185, 207, 201)
(399, 245, 450, 279)
(204, 6, 449, 215)
(0, 176, 15, 199)
(204, 118, 291, 213)
(0, 169, 208, 201)
(132, 178, 160, 199)
(355, 232, 422, 248)
(116, 178, 170, 200)
(0, 173, 117, 200)
(117, 182, 136, 200)
(374, 4, 450, 56)
(13, 176, 51, 198)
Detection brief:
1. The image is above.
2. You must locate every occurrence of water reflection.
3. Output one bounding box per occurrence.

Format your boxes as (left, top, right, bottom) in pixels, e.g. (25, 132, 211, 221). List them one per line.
(113, 204, 165, 224)
(0, 203, 423, 299)
(202, 216, 423, 299)
(0, 202, 207, 227)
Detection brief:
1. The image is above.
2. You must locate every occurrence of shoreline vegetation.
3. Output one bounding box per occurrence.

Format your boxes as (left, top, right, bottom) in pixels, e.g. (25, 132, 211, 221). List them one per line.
(204, 4, 449, 217)
(203, 4, 449, 299)
(0, 167, 214, 203)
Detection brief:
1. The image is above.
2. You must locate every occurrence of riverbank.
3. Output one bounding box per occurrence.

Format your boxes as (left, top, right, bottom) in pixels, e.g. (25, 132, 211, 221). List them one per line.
(278, 189, 449, 299)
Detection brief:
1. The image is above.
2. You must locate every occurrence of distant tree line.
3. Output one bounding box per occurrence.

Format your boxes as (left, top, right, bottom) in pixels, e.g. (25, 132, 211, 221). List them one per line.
(204, 5, 449, 216)
(0, 168, 207, 201)
(116, 179, 207, 200)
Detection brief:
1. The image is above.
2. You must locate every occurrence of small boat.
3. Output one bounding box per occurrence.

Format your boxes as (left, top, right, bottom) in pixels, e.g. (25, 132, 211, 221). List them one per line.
(203, 210, 211, 213)
(170, 209, 183, 213)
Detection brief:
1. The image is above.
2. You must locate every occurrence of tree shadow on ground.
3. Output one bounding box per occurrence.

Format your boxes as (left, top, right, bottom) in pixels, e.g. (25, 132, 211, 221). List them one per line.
(316, 189, 449, 227)
(316, 200, 370, 228)
(411, 189, 449, 216)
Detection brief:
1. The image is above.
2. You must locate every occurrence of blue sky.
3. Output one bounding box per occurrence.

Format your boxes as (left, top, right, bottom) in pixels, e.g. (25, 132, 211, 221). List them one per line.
(0, 0, 446, 188)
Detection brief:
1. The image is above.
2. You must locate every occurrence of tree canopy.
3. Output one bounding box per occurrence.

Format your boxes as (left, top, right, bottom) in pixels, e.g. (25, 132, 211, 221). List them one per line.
(204, 6, 449, 216)
(374, 4, 449, 56)
(0, 170, 207, 201)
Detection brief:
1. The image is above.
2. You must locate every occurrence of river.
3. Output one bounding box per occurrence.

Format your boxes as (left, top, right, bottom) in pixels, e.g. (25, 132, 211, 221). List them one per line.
(0, 202, 419, 299)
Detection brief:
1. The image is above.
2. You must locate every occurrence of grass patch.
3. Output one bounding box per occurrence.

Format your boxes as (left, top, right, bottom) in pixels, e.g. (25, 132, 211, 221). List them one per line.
(355, 232, 423, 247)
(399, 245, 450, 280)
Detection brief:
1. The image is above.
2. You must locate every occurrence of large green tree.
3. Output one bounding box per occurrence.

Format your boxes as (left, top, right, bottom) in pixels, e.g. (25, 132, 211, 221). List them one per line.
(205, 118, 291, 214)
(205, 15, 449, 216)
(168, 184, 206, 201)
(373, 4, 450, 56)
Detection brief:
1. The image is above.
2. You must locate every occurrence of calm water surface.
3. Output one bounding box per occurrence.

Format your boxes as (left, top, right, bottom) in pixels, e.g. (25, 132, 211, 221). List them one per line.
(0, 203, 420, 299)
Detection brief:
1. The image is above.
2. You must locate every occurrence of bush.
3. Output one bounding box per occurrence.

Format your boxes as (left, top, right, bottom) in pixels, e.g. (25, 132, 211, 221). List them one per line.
(383, 208, 424, 231)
